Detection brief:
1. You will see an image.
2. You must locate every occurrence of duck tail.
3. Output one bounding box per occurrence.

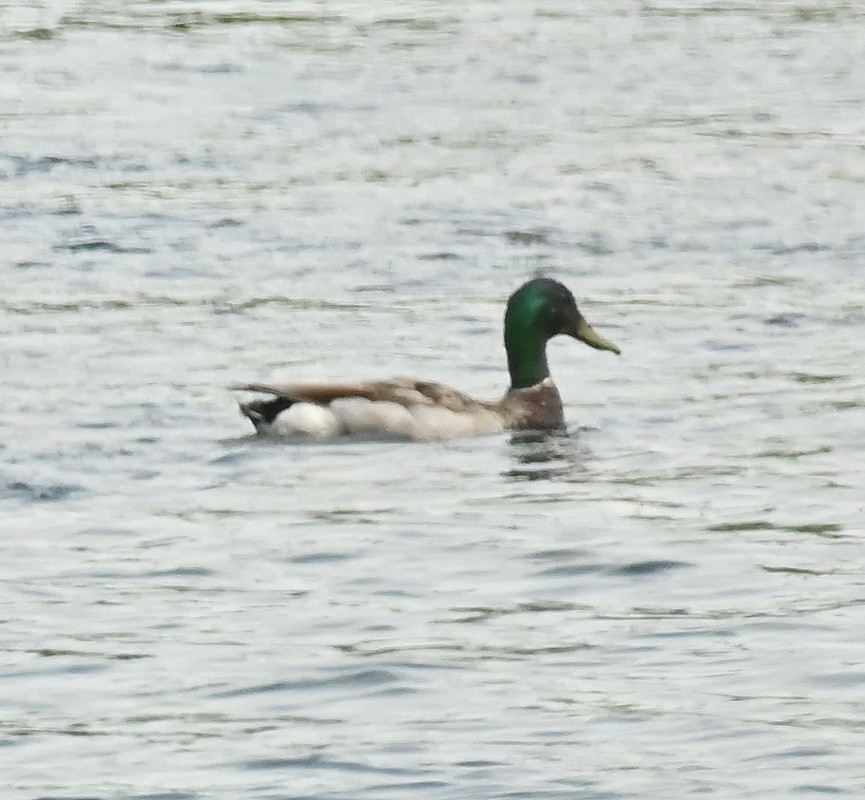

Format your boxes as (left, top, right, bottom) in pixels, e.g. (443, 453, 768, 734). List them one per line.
(239, 396, 297, 431)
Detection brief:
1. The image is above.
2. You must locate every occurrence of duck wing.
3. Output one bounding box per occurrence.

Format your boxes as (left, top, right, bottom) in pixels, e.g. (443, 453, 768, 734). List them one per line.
(232, 377, 489, 412)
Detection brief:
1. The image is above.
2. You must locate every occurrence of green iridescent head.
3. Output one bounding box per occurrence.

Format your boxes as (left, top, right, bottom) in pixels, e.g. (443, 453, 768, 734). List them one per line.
(503, 278, 620, 390)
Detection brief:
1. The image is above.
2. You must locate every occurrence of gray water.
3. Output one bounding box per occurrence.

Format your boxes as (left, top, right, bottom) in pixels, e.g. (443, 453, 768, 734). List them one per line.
(2, 2, 865, 798)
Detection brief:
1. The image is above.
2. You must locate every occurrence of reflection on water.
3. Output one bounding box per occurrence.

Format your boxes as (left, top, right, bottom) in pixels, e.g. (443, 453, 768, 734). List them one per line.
(504, 429, 592, 483)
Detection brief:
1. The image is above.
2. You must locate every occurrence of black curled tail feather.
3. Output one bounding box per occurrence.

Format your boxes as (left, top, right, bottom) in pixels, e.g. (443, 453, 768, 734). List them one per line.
(239, 396, 298, 430)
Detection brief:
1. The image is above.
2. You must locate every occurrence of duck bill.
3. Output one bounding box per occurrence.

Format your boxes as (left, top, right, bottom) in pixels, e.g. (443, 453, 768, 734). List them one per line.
(569, 317, 621, 355)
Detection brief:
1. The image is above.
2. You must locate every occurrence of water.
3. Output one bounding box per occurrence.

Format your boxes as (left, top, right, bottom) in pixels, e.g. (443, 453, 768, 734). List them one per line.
(2, 2, 865, 798)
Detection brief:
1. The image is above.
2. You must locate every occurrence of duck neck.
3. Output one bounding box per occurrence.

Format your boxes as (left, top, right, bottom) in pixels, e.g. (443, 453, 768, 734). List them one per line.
(505, 322, 550, 390)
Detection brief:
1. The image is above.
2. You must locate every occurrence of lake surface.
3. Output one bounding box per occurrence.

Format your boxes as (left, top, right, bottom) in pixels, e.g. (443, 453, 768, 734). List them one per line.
(2, 2, 864, 798)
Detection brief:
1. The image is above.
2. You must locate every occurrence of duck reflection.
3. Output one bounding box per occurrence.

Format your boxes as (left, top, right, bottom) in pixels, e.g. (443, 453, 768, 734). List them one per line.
(503, 427, 592, 482)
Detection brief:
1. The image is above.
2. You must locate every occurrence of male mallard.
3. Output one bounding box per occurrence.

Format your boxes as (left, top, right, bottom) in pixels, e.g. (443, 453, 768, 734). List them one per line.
(234, 277, 620, 440)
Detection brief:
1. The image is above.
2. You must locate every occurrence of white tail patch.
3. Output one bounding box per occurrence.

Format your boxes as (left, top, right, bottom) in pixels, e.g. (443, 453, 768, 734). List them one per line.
(269, 402, 342, 438)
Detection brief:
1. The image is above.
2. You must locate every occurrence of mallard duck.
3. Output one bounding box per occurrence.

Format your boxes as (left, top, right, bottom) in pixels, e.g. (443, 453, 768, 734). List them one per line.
(233, 277, 620, 440)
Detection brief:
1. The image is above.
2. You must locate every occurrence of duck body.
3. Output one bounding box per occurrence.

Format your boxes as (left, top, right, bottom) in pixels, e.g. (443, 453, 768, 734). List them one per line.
(234, 278, 619, 441)
(236, 376, 565, 441)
